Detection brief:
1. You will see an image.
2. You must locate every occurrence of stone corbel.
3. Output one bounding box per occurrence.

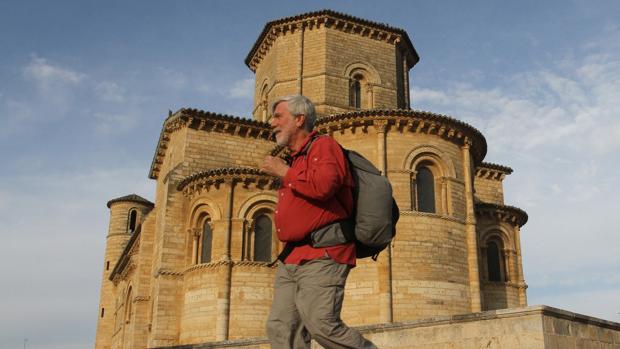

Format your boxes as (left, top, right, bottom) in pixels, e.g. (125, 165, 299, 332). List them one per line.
(373, 119, 388, 133)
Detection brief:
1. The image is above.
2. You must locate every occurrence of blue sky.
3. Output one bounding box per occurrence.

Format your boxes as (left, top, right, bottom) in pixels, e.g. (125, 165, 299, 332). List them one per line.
(1, 1, 619, 348)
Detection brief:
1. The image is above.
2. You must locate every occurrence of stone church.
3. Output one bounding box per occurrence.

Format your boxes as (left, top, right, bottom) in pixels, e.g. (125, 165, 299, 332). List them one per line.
(95, 9, 620, 349)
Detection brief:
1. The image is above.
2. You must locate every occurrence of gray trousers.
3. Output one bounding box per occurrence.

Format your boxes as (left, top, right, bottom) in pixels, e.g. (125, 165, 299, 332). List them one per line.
(266, 257, 377, 349)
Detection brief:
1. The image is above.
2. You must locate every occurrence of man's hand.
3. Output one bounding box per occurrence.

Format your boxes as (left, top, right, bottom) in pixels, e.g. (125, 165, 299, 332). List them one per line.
(260, 156, 290, 178)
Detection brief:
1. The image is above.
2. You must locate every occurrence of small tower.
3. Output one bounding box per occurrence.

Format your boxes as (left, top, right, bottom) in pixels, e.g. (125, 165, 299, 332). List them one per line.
(246, 9, 420, 120)
(95, 194, 153, 349)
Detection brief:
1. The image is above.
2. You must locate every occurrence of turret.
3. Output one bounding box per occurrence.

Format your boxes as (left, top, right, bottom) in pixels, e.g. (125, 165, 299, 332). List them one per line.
(95, 194, 153, 349)
(246, 9, 420, 120)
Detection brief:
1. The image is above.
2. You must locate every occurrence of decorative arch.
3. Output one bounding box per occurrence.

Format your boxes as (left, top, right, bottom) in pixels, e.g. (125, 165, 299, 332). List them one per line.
(343, 61, 381, 85)
(237, 193, 277, 219)
(188, 196, 223, 224)
(237, 193, 278, 262)
(479, 226, 514, 250)
(403, 145, 456, 177)
(127, 207, 139, 234)
(186, 197, 222, 265)
(344, 61, 381, 109)
(403, 145, 456, 215)
(479, 228, 513, 283)
(258, 78, 272, 122)
(124, 285, 133, 324)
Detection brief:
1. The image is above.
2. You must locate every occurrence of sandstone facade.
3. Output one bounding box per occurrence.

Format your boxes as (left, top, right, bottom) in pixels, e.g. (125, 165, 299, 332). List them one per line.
(94, 10, 617, 349)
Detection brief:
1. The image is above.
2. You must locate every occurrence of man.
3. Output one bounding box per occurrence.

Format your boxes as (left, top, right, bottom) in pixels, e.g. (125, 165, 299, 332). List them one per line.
(260, 95, 377, 349)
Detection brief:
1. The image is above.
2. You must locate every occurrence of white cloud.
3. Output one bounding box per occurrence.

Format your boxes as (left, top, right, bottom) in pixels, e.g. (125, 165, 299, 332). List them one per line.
(412, 52, 620, 157)
(159, 67, 188, 90)
(94, 81, 126, 102)
(197, 83, 211, 94)
(23, 56, 85, 85)
(93, 112, 139, 134)
(411, 88, 449, 105)
(228, 78, 254, 99)
(0, 98, 33, 136)
(18, 55, 88, 115)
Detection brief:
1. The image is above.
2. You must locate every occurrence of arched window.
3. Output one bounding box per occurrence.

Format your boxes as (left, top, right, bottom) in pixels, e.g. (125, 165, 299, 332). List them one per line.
(127, 209, 138, 233)
(253, 214, 272, 262)
(200, 219, 213, 263)
(124, 286, 133, 324)
(487, 241, 502, 282)
(349, 76, 362, 109)
(415, 167, 435, 213)
(260, 83, 269, 122)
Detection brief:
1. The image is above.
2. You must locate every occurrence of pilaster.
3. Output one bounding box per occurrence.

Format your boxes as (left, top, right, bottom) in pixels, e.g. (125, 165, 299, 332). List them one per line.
(462, 141, 482, 312)
(374, 120, 393, 323)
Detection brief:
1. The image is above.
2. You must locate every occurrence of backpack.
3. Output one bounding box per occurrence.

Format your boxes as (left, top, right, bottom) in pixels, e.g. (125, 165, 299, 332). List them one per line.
(296, 135, 399, 260)
(342, 147, 399, 260)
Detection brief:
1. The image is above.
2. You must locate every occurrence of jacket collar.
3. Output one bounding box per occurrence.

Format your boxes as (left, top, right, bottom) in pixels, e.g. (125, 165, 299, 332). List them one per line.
(291, 130, 318, 157)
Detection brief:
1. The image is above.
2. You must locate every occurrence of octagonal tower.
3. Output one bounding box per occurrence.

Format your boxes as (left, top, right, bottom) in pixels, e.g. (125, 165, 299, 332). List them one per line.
(247, 9, 420, 120)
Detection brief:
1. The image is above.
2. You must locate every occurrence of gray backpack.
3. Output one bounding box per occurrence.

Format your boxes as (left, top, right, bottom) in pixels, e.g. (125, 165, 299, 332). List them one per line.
(275, 136, 399, 263)
(342, 147, 399, 260)
(297, 136, 399, 260)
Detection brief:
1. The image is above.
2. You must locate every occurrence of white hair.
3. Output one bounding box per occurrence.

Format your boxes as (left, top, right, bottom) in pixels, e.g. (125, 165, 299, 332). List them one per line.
(271, 95, 316, 131)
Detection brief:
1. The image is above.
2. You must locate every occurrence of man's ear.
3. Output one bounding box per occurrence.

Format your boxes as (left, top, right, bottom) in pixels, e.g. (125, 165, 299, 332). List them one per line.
(295, 114, 306, 128)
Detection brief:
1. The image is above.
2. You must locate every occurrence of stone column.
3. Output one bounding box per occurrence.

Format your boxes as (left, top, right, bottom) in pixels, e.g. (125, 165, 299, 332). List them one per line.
(216, 180, 235, 340)
(410, 171, 417, 211)
(403, 55, 410, 109)
(366, 83, 374, 109)
(515, 226, 528, 306)
(446, 178, 454, 216)
(261, 99, 268, 122)
(189, 228, 199, 264)
(461, 141, 482, 312)
(297, 23, 305, 95)
(507, 249, 518, 283)
(375, 120, 393, 323)
(440, 177, 448, 215)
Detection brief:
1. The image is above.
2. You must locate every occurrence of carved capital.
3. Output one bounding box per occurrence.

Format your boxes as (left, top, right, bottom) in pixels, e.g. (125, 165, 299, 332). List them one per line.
(374, 119, 389, 133)
(463, 137, 473, 148)
(188, 228, 201, 237)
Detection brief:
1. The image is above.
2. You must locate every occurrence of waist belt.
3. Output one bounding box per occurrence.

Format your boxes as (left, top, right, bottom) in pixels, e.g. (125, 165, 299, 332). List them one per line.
(268, 220, 355, 266)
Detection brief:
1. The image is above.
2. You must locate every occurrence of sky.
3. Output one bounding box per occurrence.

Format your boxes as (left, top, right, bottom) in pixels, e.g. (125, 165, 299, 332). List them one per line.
(1, 1, 619, 348)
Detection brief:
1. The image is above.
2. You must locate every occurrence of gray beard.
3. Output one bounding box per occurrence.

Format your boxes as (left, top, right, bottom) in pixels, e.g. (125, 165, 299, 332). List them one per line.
(275, 133, 289, 147)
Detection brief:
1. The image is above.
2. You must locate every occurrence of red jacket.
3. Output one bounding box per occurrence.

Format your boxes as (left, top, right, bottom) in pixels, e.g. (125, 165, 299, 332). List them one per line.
(275, 132, 356, 266)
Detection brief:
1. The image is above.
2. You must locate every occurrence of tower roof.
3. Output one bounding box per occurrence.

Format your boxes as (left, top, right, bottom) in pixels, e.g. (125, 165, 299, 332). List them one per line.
(148, 108, 272, 180)
(245, 9, 420, 72)
(106, 194, 154, 208)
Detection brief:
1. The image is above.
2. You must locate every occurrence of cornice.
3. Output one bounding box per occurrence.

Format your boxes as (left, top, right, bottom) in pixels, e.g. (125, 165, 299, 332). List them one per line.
(177, 167, 280, 196)
(475, 202, 528, 227)
(183, 260, 278, 276)
(245, 9, 419, 72)
(154, 268, 184, 278)
(476, 162, 513, 181)
(399, 210, 467, 225)
(106, 194, 154, 209)
(155, 260, 276, 277)
(109, 226, 142, 282)
(315, 109, 487, 164)
(149, 109, 272, 180)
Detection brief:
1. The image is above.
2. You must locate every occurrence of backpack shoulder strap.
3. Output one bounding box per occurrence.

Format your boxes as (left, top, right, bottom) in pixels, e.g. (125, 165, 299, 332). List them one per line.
(297, 133, 321, 157)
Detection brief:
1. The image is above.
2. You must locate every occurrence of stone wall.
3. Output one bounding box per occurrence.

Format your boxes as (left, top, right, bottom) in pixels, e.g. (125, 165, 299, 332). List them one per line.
(474, 176, 505, 205)
(154, 306, 620, 349)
